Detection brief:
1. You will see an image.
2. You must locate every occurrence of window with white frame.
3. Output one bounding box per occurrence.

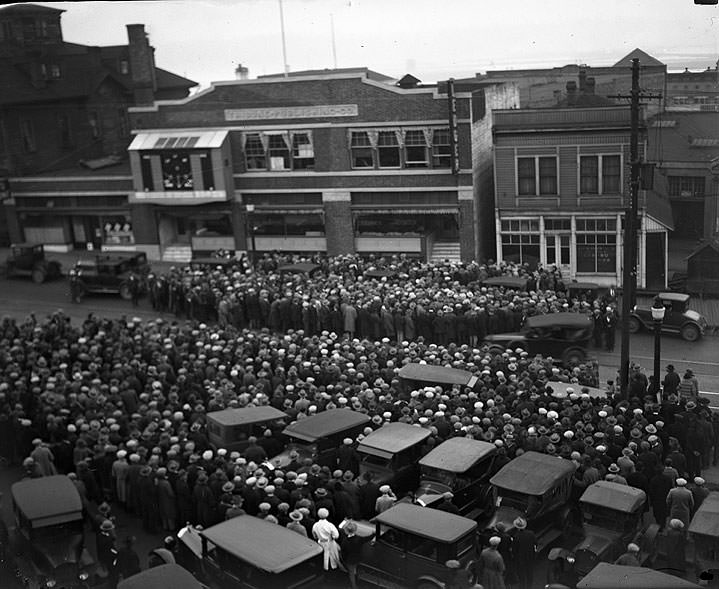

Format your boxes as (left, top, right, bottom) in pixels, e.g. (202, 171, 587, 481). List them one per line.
(268, 134, 291, 170)
(667, 176, 705, 197)
(575, 218, 617, 273)
(517, 156, 557, 196)
(351, 131, 374, 168)
(404, 129, 429, 168)
(244, 133, 267, 170)
(292, 132, 314, 169)
(432, 129, 451, 168)
(500, 219, 540, 266)
(580, 155, 621, 195)
(377, 130, 400, 168)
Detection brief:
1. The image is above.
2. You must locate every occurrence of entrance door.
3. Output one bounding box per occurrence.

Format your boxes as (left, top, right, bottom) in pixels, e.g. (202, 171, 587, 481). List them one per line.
(545, 234, 571, 276)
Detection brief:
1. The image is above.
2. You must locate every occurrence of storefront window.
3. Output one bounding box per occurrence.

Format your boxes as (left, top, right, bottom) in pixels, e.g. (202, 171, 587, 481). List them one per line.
(161, 151, 193, 190)
(104, 217, 134, 245)
(253, 214, 324, 236)
(575, 218, 616, 273)
(356, 215, 422, 236)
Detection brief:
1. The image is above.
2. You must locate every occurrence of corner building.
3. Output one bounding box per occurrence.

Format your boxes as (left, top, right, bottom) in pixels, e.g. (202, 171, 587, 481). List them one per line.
(127, 70, 517, 263)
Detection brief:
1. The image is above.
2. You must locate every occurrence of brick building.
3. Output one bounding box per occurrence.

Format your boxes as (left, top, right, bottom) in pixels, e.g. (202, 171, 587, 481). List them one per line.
(492, 77, 673, 290)
(666, 62, 719, 112)
(124, 70, 518, 262)
(1, 3, 196, 247)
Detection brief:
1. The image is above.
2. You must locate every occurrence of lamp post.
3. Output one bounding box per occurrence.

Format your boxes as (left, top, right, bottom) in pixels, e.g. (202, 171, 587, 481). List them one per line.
(651, 295, 666, 402)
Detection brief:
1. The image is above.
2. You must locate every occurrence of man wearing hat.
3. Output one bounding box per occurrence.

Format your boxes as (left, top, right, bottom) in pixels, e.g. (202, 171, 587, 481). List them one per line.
(614, 543, 641, 567)
(375, 485, 396, 514)
(339, 520, 375, 589)
(511, 517, 537, 589)
(96, 519, 118, 585)
(690, 476, 709, 513)
(666, 519, 687, 574)
(666, 478, 694, 530)
(436, 492, 459, 515)
(477, 536, 506, 589)
(662, 365, 680, 399)
(287, 510, 307, 537)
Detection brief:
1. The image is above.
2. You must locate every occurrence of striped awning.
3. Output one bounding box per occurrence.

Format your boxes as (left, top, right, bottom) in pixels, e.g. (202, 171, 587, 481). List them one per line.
(251, 208, 324, 215)
(128, 130, 228, 151)
(353, 207, 458, 215)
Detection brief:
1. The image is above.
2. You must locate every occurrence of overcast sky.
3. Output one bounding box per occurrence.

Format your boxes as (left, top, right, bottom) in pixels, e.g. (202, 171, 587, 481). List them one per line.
(35, 0, 719, 90)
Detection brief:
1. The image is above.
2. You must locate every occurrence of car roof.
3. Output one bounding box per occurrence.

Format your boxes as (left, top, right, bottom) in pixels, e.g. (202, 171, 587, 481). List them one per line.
(358, 422, 430, 456)
(278, 263, 320, 273)
(481, 276, 528, 289)
(576, 562, 701, 588)
(398, 363, 478, 387)
(282, 409, 371, 442)
(658, 292, 690, 302)
(579, 481, 646, 513)
(490, 452, 576, 495)
(11, 475, 83, 527)
(689, 491, 719, 537)
(525, 312, 593, 329)
(419, 438, 497, 472)
(200, 515, 322, 573)
(207, 406, 288, 427)
(117, 564, 204, 589)
(373, 503, 477, 543)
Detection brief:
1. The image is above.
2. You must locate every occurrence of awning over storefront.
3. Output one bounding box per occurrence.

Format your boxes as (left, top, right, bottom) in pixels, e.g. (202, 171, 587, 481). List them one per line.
(129, 190, 228, 206)
(644, 190, 675, 231)
(353, 207, 458, 215)
(128, 130, 229, 151)
(251, 208, 324, 215)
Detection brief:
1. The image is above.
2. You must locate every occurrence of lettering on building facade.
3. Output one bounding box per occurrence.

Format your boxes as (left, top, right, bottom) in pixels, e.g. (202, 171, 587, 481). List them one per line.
(224, 104, 358, 121)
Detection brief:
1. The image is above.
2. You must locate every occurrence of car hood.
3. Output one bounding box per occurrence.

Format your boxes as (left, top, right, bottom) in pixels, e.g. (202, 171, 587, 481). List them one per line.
(414, 480, 452, 507)
(684, 310, 705, 323)
(573, 526, 619, 556)
(483, 506, 524, 534)
(484, 333, 526, 343)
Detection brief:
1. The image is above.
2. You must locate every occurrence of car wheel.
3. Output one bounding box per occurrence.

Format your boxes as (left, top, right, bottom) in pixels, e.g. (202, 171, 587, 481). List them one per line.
(563, 349, 585, 366)
(628, 316, 641, 334)
(31, 268, 46, 284)
(119, 282, 132, 300)
(681, 324, 700, 342)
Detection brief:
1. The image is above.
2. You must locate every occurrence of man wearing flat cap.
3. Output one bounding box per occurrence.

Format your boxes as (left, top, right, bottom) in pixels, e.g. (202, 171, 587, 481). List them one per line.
(477, 536, 506, 589)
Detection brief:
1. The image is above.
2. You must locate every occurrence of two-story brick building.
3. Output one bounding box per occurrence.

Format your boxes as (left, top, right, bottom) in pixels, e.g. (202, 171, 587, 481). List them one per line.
(1, 3, 196, 247)
(124, 70, 518, 263)
(492, 82, 673, 289)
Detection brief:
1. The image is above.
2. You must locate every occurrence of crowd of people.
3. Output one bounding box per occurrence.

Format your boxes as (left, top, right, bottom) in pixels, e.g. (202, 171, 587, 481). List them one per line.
(0, 253, 713, 588)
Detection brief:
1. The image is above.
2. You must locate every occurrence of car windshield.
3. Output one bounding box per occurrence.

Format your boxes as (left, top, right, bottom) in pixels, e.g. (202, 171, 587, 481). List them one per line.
(31, 518, 84, 542)
(361, 454, 392, 469)
(420, 466, 457, 488)
(496, 489, 538, 515)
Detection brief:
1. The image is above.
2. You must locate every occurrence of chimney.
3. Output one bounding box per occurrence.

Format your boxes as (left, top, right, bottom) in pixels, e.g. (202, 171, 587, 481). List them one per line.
(585, 77, 596, 95)
(578, 68, 587, 93)
(235, 63, 249, 80)
(126, 24, 157, 106)
(566, 80, 577, 105)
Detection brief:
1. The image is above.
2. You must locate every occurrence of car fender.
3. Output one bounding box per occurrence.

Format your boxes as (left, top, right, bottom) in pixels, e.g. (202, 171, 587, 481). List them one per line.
(628, 310, 646, 326)
(414, 573, 445, 588)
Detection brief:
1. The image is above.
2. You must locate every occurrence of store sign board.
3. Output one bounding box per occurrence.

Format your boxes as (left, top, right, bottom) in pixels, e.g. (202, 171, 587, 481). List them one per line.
(225, 104, 358, 121)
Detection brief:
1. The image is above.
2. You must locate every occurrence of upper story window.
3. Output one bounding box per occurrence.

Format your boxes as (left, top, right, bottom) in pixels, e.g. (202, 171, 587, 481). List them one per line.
(580, 154, 621, 195)
(243, 131, 314, 171)
(668, 176, 705, 197)
(161, 151, 193, 190)
(377, 131, 400, 168)
(350, 131, 374, 168)
(404, 130, 428, 168)
(432, 129, 451, 168)
(517, 156, 557, 196)
(350, 128, 450, 170)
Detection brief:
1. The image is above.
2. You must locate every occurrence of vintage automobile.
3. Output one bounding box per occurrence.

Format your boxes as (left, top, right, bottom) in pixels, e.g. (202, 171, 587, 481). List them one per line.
(415, 437, 497, 519)
(189, 256, 243, 271)
(484, 312, 594, 366)
(356, 422, 431, 495)
(10, 475, 95, 589)
(4, 242, 62, 283)
(69, 252, 150, 302)
(265, 408, 370, 469)
(357, 502, 479, 589)
(484, 451, 576, 551)
(117, 563, 207, 589)
(572, 561, 701, 588)
(567, 481, 658, 577)
(688, 491, 719, 586)
(397, 363, 480, 394)
(480, 275, 531, 291)
(628, 292, 708, 342)
(177, 516, 324, 589)
(565, 281, 616, 305)
(206, 406, 288, 452)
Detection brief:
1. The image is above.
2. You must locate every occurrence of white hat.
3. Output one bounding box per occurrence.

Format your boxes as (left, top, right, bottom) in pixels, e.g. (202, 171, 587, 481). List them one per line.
(676, 478, 687, 486)
(489, 536, 501, 546)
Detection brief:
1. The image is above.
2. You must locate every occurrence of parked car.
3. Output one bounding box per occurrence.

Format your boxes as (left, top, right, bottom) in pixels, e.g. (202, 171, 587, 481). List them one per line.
(484, 312, 594, 366)
(206, 406, 288, 452)
(688, 491, 719, 586)
(483, 451, 577, 551)
(118, 564, 207, 589)
(415, 437, 497, 519)
(69, 252, 150, 302)
(565, 281, 616, 305)
(397, 363, 480, 394)
(573, 561, 701, 588)
(177, 516, 324, 589)
(4, 242, 62, 283)
(265, 408, 370, 469)
(357, 502, 479, 589)
(356, 422, 431, 495)
(567, 481, 658, 577)
(9, 475, 95, 588)
(629, 292, 708, 342)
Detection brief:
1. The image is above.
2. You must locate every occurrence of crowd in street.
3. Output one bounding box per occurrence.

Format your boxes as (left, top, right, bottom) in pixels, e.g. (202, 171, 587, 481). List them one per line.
(0, 254, 713, 588)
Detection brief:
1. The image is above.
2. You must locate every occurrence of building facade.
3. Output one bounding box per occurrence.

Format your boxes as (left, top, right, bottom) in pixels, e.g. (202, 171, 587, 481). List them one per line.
(665, 63, 719, 112)
(1, 3, 196, 247)
(493, 104, 672, 289)
(124, 70, 518, 263)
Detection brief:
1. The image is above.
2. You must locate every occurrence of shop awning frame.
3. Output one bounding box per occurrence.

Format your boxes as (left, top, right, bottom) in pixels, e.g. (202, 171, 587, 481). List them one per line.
(128, 130, 229, 151)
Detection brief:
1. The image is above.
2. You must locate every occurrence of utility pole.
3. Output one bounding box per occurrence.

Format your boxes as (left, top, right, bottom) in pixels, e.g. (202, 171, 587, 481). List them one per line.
(611, 58, 662, 399)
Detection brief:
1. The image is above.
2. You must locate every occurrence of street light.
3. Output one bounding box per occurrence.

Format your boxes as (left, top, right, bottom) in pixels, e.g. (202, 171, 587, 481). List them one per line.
(651, 295, 666, 402)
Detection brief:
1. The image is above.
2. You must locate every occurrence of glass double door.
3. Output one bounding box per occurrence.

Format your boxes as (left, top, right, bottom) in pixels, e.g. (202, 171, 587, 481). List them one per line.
(545, 233, 571, 276)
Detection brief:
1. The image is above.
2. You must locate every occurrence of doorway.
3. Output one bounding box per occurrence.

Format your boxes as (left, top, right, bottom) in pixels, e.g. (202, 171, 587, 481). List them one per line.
(545, 233, 571, 276)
